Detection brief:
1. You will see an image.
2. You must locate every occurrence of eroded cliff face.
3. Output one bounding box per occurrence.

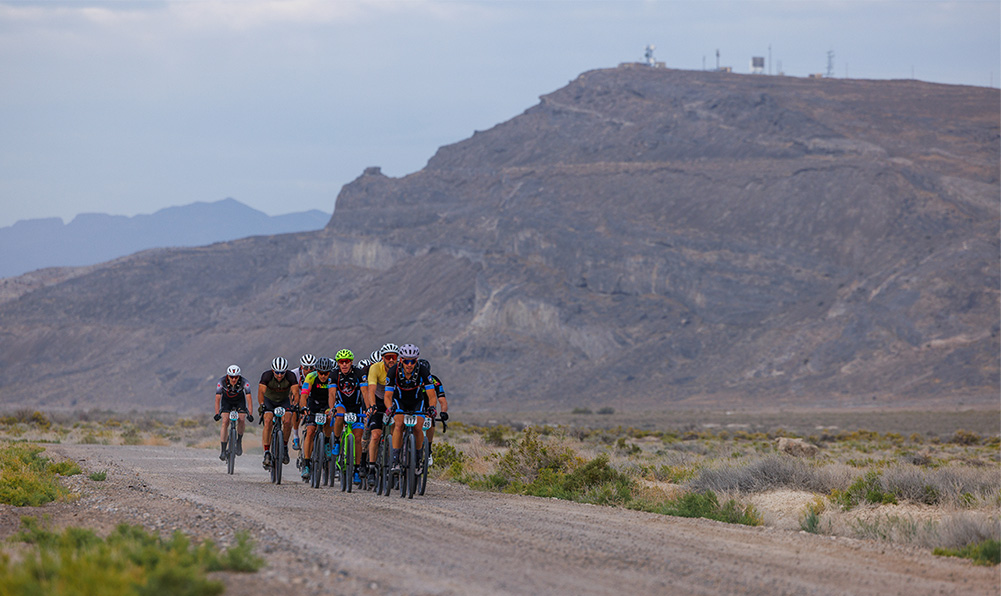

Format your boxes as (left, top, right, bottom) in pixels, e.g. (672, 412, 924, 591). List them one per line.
(2, 67, 997, 411)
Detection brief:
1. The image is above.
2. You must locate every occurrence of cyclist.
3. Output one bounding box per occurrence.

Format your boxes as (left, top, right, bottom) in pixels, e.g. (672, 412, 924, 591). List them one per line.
(418, 358, 449, 467)
(365, 343, 398, 482)
(300, 356, 336, 479)
(383, 344, 438, 473)
(258, 357, 299, 470)
(331, 349, 368, 484)
(290, 353, 316, 451)
(214, 365, 253, 460)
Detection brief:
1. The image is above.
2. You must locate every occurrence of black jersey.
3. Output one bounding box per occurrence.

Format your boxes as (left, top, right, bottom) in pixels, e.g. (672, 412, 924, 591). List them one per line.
(259, 369, 298, 404)
(216, 375, 250, 399)
(385, 361, 434, 404)
(333, 368, 367, 411)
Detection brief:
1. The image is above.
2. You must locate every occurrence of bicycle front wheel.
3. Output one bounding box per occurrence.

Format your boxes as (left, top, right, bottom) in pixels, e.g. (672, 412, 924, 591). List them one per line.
(311, 433, 324, 489)
(227, 423, 238, 475)
(406, 432, 417, 499)
(272, 427, 284, 485)
(344, 437, 355, 493)
(418, 440, 429, 496)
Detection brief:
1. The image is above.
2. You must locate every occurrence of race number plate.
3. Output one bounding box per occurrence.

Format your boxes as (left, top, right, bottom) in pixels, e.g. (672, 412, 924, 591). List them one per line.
(403, 414, 418, 427)
(423, 417, 432, 430)
(274, 407, 285, 418)
(344, 413, 357, 424)
(229, 411, 239, 421)
(315, 412, 327, 425)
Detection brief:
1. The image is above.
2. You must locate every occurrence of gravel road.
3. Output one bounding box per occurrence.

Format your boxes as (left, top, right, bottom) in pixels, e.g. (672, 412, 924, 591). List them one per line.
(40, 444, 996, 596)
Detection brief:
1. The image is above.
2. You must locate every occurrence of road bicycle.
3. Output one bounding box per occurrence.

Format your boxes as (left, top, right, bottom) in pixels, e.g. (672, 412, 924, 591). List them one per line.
(391, 411, 424, 499)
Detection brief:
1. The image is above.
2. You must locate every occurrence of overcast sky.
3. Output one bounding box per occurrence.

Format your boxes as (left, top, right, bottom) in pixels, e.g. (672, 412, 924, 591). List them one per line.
(1, 0, 998, 229)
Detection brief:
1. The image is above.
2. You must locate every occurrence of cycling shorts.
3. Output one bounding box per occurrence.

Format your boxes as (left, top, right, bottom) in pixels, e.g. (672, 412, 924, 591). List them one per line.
(393, 395, 426, 416)
(262, 396, 292, 411)
(219, 395, 248, 413)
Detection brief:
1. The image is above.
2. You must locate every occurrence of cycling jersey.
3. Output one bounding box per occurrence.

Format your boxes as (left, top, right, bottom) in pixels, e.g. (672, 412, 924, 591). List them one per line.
(333, 368, 367, 413)
(368, 361, 390, 412)
(259, 369, 298, 404)
(420, 374, 446, 409)
(301, 371, 334, 413)
(216, 375, 250, 412)
(385, 361, 434, 413)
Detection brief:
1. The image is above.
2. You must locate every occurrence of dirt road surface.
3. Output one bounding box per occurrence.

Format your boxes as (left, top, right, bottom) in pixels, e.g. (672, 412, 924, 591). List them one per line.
(28, 444, 997, 595)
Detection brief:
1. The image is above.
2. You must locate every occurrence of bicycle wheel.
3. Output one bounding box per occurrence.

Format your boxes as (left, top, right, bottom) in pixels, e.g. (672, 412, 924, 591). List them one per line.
(273, 426, 284, 485)
(381, 435, 393, 497)
(227, 423, 238, 475)
(344, 436, 355, 493)
(418, 440, 430, 496)
(406, 432, 417, 499)
(311, 433, 324, 489)
(326, 438, 337, 487)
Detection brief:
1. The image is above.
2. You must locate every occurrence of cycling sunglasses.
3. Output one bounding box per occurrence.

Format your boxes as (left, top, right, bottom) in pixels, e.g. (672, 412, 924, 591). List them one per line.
(401, 359, 417, 365)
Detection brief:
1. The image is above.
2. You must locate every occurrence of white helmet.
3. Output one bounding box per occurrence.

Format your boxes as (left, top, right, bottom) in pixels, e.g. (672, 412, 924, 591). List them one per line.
(226, 365, 241, 376)
(380, 343, 399, 357)
(399, 344, 419, 359)
(271, 357, 288, 372)
(300, 353, 316, 367)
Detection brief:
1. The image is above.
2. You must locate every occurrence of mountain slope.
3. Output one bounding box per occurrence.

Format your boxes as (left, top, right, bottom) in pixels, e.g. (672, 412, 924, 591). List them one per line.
(0, 67, 997, 412)
(0, 198, 329, 278)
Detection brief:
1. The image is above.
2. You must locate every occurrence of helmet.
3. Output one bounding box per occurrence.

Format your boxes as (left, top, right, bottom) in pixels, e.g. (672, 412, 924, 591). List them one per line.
(380, 343, 399, 357)
(399, 344, 419, 359)
(226, 365, 241, 376)
(370, 350, 381, 363)
(271, 357, 288, 373)
(299, 353, 316, 367)
(418, 358, 430, 372)
(335, 349, 354, 362)
(316, 357, 333, 372)
(357, 358, 371, 369)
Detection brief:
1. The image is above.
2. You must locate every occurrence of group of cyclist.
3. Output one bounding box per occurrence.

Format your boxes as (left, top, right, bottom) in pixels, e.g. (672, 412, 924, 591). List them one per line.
(213, 342, 449, 485)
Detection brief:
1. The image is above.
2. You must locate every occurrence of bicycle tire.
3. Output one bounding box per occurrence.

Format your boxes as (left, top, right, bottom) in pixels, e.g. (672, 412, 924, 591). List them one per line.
(399, 430, 410, 498)
(406, 432, 416, 499)
(326, 437, 337, 487)
(382, 435, 393, 497)
(345, 436, 355, 493)
(273, 426, 284, 485)
(418, 440, 429, 496)
(227, 422, 238, 475)
(311, 432, 324, 489)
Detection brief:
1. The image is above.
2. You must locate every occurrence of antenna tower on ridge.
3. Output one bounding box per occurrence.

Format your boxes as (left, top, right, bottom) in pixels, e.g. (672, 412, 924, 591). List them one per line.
(826, 50, 835, 78)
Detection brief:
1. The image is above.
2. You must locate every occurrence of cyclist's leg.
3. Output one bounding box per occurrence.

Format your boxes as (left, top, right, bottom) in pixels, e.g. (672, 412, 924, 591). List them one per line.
(352, 426, 364, 464)
(332, 405, 345, 452)
(262, 411, 274, 449)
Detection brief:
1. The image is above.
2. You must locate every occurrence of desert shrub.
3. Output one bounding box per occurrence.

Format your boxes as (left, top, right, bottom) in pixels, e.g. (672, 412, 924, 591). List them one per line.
(1, 518, 263, 595)
(832, 471, 898, 510)
(571, 407, 592, 415)
(686, 455, 830, 494)
(88, 471, 107, 481)
(631, 490, 761, 526)
(934, 539, 1000, 566)
(484, 425, 510, 447)
(950, 429, 982, 446)
(0, 442, 69, 506)
(799, 497, 827, 534)
(496, 428, 580, 485)
(596, 407, 615, 415)
(48, 459, 82, 476)
(433, 442, 465, 469)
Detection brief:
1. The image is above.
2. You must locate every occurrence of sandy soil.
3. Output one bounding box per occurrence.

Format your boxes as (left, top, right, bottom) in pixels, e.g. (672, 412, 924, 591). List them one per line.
(2, 444, 995, 596)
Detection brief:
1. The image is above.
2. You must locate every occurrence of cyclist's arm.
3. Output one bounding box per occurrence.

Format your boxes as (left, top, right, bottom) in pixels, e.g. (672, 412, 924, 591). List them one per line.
(383, 388, 394, 412)
(425, 386, 438, 410)
(257, 383, 267, 409)
(214, 392, 221, 415)
(245, 386, 253, 413)
(437, 393, 448, 413)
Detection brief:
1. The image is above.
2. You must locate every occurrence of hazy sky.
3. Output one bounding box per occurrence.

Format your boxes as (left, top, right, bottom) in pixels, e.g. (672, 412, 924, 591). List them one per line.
(1, 0, 998, 228)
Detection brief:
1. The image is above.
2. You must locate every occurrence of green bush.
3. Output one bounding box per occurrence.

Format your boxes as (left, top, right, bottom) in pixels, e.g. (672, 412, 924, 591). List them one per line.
(596, 407, 615, 415)
(631, 490, 762, 526)
(832, 470, 898, 510)
(89, 471, 108, 482)
(1, 518, 263, 595)
(0, 442, 69, 506)
(934, 539, 1000, 566)
(571, 408, 593, 415)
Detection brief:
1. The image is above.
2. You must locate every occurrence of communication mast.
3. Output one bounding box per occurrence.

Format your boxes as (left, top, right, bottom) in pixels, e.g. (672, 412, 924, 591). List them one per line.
(826, 50, 835, 78)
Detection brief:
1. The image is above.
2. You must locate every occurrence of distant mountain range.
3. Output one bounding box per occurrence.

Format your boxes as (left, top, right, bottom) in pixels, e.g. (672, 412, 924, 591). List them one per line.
(0, 198, 329, 278)
(0, 67, 996, 413)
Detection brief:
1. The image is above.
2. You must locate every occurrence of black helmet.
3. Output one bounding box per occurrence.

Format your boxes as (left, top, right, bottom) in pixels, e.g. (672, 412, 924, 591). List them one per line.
(316, 357, 333, 372)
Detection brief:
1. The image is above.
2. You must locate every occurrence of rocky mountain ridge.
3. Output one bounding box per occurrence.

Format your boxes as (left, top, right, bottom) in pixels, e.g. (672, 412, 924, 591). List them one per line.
(1, 66, 997, 412)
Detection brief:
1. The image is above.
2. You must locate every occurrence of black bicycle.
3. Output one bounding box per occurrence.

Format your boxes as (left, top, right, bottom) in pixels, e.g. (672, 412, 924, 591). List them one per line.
(267, 405, 295, 485)
(223, 410, 239, 475)
(307, 410, 329, 489)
